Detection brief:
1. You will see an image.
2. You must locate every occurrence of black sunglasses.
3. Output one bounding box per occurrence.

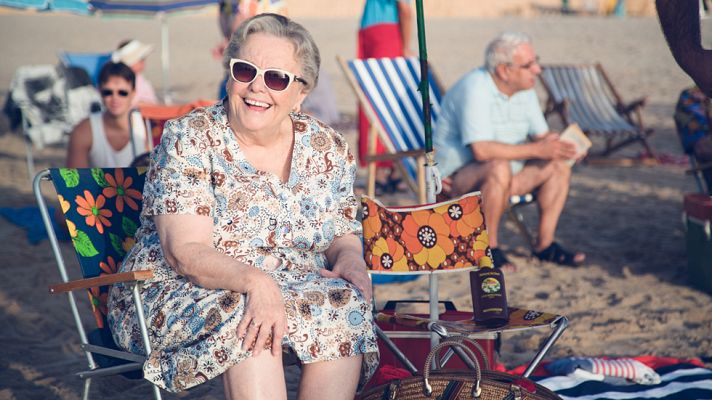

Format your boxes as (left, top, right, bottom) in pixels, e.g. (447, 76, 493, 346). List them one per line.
(100, 89, 130, 97)
(229, 58, 307, 92)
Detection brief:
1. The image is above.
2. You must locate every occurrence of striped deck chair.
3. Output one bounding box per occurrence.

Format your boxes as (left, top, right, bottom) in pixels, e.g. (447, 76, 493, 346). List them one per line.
(339, 56, 537, 249)
(338, 56, 442, 204)
(539, 63, 654, 159)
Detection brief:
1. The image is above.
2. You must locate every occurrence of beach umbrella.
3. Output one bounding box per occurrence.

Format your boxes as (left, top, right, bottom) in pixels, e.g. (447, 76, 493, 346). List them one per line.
(413, 0, 445, 347)
(413, 0, 440, 203)
(0, 0, 91, 14)
(89, 0, 219, 103)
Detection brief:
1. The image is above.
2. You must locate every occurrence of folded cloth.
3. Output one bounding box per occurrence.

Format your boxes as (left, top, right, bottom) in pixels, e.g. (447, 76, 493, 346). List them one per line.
(0, 206, 69, 245)
(545, 357, 661, 385)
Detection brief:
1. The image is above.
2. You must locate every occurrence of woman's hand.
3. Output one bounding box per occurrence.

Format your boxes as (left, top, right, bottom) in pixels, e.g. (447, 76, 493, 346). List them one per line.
(319, 253, 372, 302)
(235, 270, 287, 357)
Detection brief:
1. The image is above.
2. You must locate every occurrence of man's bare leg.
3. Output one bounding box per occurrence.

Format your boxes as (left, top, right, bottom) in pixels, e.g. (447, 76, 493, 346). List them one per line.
(511, 160, 584, 263)
(451, 159, 512, 248)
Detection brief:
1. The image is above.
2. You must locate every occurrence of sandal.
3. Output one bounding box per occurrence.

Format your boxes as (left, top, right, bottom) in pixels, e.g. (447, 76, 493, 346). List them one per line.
(490, 248, 516, 272)
(533, 242, 585, 267)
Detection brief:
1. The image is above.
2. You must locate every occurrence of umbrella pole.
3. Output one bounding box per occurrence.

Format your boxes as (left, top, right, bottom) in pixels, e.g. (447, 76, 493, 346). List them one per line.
(159, 12, 172, 104)
(414, 0, 438, 204)
(415, 0, 443, 350)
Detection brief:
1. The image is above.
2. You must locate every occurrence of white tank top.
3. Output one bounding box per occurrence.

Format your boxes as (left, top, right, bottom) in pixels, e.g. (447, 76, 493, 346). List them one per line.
(88, 112, 146, 167)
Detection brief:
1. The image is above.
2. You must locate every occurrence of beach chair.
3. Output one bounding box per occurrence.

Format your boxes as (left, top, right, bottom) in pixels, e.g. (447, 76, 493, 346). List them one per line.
(339, 56, 537, 249)
(58, 51, 112, 86)
(539, 63, 655, 159)
(6, 64, 100, 179)
(338, 56, 440, 204)
(137, 100, 215, 149)
(33, 167, 162, 400)
(361, 193, 568, 376)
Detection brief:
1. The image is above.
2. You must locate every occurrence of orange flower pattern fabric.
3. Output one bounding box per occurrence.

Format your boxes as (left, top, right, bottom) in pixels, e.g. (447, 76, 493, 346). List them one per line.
(107, 103, 378, 393)
(361, 193, 493, 273)
(49, 167, 146, 330)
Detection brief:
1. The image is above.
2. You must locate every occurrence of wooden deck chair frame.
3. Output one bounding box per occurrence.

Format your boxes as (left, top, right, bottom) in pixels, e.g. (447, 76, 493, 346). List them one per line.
(337, 56, 441, 204)
(33, 168, 162, 400)
(539, 63, 654, 159)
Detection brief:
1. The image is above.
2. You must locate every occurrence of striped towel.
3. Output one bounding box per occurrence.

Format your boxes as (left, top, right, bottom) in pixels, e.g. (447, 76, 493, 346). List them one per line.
(535, 362, 712, 399)
(546, 357, 660, 385)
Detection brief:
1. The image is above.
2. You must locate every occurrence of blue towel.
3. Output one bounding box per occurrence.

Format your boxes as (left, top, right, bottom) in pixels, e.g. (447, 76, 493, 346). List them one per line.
(0, 206, 70, 245)
(371, 275, 420, 285)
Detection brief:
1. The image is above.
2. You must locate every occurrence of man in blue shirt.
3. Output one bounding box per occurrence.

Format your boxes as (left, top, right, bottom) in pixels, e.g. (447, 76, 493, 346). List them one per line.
(434, 32, 585, 270)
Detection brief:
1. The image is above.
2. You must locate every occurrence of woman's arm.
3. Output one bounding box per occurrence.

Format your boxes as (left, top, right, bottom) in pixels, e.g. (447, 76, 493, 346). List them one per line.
(321, 233, 372, 302)
(155, 213, 286, 356)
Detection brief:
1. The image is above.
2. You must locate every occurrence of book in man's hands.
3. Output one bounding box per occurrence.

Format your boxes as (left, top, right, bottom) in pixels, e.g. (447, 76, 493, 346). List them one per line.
(559, 123, 592, 166)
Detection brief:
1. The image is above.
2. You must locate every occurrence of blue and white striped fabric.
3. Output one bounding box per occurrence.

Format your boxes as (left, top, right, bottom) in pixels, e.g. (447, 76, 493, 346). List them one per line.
(347, 57, 441, 182)
(535, 363, 712, 400)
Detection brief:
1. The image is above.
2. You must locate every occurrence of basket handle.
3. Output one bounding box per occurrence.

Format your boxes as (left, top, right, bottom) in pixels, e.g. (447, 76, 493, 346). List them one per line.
(422, 339, 483, 398)
(433, 336, 490, 371)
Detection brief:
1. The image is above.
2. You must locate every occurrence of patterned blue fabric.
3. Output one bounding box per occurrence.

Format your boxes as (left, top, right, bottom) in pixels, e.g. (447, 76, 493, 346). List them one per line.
(50, 167, 145, 329)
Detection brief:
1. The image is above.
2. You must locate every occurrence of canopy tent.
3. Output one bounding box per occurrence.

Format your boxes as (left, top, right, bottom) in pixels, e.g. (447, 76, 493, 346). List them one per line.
(89, 0, 219, 103)
(0, 0, 91, 14)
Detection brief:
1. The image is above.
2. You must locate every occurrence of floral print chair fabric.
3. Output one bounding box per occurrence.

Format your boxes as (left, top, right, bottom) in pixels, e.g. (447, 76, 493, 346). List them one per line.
(51, 167, 145, 330)
(361, 192, 492, 274)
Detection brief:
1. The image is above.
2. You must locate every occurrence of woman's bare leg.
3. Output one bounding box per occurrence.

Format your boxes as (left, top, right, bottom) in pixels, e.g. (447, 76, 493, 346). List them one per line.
(222, 351, 287, 400)
(297, 355, 363, 400)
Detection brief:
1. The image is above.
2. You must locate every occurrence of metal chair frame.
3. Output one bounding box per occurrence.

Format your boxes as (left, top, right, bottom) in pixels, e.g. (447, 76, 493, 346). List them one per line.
(33, 169, 161, 400)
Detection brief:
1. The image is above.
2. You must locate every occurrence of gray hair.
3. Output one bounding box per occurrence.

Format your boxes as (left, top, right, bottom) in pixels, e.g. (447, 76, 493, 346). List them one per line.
(223, 13, 320, 90)
(484, 32, 533, 74)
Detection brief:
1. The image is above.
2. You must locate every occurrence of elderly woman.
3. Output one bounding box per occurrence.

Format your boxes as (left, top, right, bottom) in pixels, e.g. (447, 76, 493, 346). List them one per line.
(108, 13, 379, 399)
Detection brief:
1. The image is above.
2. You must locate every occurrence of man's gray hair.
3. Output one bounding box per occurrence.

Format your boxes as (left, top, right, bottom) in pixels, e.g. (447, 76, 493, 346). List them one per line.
(223, 13, 320, 90)
(484, 32, 533, 74)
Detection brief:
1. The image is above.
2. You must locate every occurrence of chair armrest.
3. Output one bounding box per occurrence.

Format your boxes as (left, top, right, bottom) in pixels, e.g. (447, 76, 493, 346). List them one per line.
(49, 270, 154, 294)
(616, 97, 646, 115)
(364, 149, 424, 163)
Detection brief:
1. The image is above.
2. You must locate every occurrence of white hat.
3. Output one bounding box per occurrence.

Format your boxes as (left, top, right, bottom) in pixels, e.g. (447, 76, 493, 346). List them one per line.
(112, 40, 153, 66)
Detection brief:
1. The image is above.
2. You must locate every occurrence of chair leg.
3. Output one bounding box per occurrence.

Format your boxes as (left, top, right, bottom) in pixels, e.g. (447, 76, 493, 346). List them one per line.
(82, 377, 91, 400)
(374, 325, 418, 374)
(506, 206, 536, 251)
(521, 316, 569, 378)
(151, 383, 163, 400)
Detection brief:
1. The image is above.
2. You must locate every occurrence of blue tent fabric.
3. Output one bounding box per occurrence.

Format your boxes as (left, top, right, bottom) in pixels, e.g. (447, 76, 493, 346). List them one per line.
(0, 0, 91, 14)
(534, 363, 712, 399)
(58, 52, 112, 86)
(0, 206, 70, 245)
(89, 0, 217, 14)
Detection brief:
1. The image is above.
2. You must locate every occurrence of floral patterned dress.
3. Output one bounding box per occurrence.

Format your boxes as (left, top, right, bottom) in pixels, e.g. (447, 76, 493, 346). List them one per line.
(107, 102, 379, 392)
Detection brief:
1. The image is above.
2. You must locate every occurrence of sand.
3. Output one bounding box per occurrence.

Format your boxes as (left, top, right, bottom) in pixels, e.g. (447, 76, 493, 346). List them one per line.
(0, 6, 711, 400)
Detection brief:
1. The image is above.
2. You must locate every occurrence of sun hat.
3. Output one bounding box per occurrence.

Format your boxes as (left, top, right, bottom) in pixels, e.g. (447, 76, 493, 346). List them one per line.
(112, 40, 153, 66)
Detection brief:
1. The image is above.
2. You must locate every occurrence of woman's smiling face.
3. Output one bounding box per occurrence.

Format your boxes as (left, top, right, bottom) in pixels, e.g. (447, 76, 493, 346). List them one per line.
(227, 33, 308, 136)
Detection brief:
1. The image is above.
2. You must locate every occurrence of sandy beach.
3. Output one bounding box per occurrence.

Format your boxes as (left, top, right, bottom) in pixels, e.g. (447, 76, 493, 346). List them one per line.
(0, 5, 711, 399)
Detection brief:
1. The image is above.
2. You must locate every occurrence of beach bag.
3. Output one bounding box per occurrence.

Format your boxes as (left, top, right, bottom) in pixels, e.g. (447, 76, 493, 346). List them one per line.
(359, 338, 561, 400)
